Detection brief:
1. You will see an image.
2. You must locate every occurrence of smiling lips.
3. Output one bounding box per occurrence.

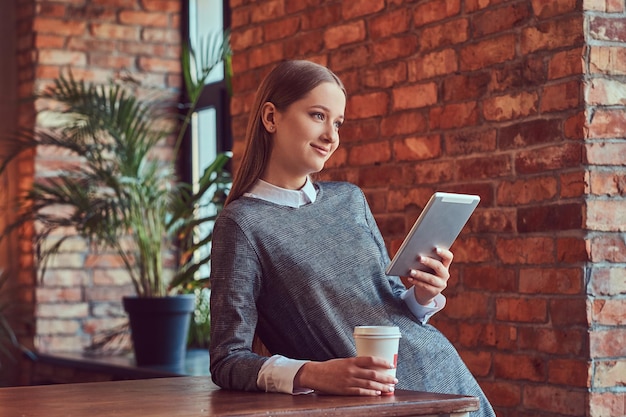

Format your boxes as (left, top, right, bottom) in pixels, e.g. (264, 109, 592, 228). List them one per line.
(311, 143, 331, 156)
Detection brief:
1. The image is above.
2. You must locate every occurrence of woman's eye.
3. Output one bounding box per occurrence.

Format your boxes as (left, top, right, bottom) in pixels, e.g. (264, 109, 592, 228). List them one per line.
(334, 120, 343, 129)
(311, 112, 325, 121)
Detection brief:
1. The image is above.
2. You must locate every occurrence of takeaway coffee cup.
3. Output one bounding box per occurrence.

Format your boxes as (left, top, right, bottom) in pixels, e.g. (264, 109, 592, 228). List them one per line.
(353, 326, 401, 378)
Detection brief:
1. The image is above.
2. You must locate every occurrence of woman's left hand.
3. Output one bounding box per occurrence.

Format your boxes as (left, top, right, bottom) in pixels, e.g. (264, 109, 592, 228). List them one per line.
(406, 247, 453, 306)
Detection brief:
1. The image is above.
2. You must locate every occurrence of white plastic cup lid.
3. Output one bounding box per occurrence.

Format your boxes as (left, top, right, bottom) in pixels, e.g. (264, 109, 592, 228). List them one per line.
(353, 326, 401, 338)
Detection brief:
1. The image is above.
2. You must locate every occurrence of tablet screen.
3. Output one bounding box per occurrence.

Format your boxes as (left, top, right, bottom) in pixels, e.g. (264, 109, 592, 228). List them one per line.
(385, 192, 480, 276)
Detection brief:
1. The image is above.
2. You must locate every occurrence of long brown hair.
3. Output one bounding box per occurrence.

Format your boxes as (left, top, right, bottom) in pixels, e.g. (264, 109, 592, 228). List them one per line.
(225, 60, 346, 206)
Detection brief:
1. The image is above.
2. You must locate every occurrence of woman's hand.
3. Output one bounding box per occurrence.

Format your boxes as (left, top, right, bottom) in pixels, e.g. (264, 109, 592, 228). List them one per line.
(294, 357, 398, 396)
(407, 247, 453, 306)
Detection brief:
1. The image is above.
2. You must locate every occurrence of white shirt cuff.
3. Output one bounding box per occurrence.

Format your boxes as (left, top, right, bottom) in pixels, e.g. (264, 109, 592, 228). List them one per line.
(401, 288, 446, 325)
(257, 355, 313, 395)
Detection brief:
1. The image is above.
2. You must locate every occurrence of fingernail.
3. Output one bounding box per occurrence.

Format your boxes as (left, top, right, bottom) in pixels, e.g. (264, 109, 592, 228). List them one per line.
(394, 378, 399, 384)
(388, 385, 395, 392)
(435, 247, 442, 254)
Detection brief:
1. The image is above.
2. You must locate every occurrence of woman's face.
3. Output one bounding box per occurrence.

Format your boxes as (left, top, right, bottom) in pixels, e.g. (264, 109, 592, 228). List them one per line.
(262, 82, 346, 189)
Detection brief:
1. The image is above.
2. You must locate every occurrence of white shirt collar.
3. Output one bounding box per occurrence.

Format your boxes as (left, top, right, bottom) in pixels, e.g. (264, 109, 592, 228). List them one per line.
(244, 177, 317, 208)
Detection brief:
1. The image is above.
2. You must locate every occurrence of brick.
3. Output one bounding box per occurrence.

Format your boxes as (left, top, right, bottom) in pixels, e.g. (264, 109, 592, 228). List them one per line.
(325, 147, 347, 169)
(549, 358, 589, 386)
(36, 287, 83, 303)
(408, 49, 457, 80)
(460, 34, 516, 71)
(587, 78, 626, 107)
(34, 18, 87, 36)
(496, 176, 558, 206)
(141, 0, 180, 12)
(386, 187, 436, 213)
(588, 170, 626, 196)
(348, 92, 389, 118)
(85, 286, 132, 302)
(456, 154, 512, 180)
(249, 0, 284, 23)
(523, 385, 587, 415)
(548, 48, 585, 79)
(420, 18, 468, 51)
(498, 119, 562, 149)
(391, 83, 437, 111)
(541, 80, 582, 112)
(586, 142, 626, 165)
(589, 16, 626, 42)
(469, 208, 516, 233)
(328, 45, 371, 71)
(357, 165, 404, 189)
(34, 34, 66, 49)
(119, 10, 169, 27)
(496, 237, 555, 264)
(518, 327, 586, 355)
(341, 0, 385, 19)
(589, 46, 626, 76)
(519, 267, 583, 294)
(380, 112, 427, 137)
(37, 303, 89, 319)
(44, 253, 85, 269)
(38, 50, 87, 66)
(593, 360, 626, 388)
(372, 35, 419, 64)
(480, 381, 521, 408)
(531, 0, 578, 18)
(348, 142, 391, 166)
(444, 129, 496, 156)
(587, 199, 626, 232)
(458, 349, 492, 377)
(230, 7, 250, 29)
(362, 62, 407, 89)
(515, 143, 582, 174)
(494, 353, 546, 381)
(558, 237, 589, 263)
(590, 328, 626, 357)
(300, 4, 342, 30)
(413, 0, 461, 26)
(341, 119, 381, 143)
(369, 9, 410, 38)
(589, 392, 626, 417)
(323, 21, 366, 50)
(430, 102, 480, 129)
(589, 234, 626, 262)
(591, 299, 626, 325)
(443, 291, 490, 319)
(141, 27, 180, 44)
(472, 3, 531, 37)
(413, 160, 455, 184)
(393, 135, 441, 162)
(560, 170, 587, 198)
(482, 91, 538, 121)
(496, 297, 548, 323)
(551, 298, 588, 326)
(90, 23, 139, 41)
(449, 236, 494, 264)
(442, 72, 490, 102)
(463, 265, 517, 292)
(264, 16, 300, 41)
(518, 203, 583, 232)
(89, 54, 135, 70)
(37, 319, 81, 335)
(588, 267, 626, 296)
(521, 16, 584, 54)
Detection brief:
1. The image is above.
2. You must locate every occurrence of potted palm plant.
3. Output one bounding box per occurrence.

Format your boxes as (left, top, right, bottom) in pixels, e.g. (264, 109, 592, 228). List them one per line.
(0, 32, 232, 367)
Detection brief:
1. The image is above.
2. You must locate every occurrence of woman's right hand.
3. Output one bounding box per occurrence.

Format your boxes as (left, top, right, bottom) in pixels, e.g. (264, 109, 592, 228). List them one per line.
(293, 357, 398, 396)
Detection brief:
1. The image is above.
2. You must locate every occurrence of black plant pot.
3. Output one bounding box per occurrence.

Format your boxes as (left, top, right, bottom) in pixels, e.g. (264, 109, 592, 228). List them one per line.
(122, 294, 195, 369)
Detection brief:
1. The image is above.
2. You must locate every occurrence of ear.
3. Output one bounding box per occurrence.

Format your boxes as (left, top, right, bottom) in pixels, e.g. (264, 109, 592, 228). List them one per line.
(261, 102, 276, 133)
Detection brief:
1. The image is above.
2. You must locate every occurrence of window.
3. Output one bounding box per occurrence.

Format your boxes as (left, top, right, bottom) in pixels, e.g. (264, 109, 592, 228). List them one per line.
(182, 0, 231, 279)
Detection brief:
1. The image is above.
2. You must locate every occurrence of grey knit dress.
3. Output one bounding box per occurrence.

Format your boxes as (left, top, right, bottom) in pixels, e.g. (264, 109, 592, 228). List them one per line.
(209, 181, 495, 417)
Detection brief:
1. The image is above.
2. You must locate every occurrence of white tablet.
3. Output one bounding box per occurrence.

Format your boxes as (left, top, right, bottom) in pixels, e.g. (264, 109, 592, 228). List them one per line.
(385, 192, 480, 276)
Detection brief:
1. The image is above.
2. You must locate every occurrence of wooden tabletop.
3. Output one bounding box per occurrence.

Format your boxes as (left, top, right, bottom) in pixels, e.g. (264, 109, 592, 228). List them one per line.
(0, 376, 479, 416)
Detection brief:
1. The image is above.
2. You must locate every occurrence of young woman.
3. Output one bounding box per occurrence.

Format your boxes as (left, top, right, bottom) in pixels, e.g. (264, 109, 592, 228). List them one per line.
(209, 60, 495, 417)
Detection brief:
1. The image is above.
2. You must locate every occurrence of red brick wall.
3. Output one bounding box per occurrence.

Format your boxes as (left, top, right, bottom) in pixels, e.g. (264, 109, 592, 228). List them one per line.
(229, 1, 624, 416)
(585, 1, 626, 415)
(10, 0, 183, 354)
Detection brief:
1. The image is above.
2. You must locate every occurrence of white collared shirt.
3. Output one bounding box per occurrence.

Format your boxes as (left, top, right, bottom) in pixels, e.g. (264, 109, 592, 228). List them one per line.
(247, 177, 445, 394)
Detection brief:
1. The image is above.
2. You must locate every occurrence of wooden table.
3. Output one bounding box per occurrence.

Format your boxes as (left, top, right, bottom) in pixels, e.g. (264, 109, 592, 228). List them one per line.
(0, 376, 478, 417)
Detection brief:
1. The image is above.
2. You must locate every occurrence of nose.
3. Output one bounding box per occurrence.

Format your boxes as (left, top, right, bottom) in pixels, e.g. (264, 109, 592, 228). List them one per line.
(322, 121, 339, 144)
